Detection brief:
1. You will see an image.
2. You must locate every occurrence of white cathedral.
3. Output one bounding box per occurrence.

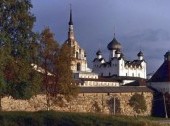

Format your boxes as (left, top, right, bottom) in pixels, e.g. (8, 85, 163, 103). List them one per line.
(93, 36, 147, 79)
(64, 8, 147, 86)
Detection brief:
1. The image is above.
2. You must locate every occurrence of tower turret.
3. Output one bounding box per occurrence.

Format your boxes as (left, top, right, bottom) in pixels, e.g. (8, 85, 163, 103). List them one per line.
(137, 51, 144, 60)
(96, 50, 102, 59)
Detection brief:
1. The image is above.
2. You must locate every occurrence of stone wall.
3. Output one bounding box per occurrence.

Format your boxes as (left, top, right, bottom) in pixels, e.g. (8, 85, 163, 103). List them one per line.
(2, 92, 153, 116)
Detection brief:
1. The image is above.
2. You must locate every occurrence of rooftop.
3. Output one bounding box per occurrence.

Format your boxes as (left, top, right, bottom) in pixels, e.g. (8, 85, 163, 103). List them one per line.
(79, 86, 153, 93)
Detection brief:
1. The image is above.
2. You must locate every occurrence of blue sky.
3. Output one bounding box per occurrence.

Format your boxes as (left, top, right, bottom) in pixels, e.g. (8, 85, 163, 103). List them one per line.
(31, 0, 170, 74)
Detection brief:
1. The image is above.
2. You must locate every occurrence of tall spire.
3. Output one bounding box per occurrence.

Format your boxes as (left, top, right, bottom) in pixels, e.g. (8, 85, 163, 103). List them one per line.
(68, 4, 75, 40)
(69, 4, 73, 25)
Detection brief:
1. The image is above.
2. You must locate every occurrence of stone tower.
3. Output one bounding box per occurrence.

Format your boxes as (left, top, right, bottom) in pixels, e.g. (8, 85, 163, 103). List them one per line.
(64, 7, 90, 73)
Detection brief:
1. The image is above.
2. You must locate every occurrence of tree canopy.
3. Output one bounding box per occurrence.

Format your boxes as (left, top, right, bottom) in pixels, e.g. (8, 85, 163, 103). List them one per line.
(39, 28, 78, 110)
(0, 0, 41, 100)
(0, 1, 78, 111)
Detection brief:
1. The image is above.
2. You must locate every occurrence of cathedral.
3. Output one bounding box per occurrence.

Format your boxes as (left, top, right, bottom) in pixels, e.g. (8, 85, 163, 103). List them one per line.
(93, 35, 147, 79)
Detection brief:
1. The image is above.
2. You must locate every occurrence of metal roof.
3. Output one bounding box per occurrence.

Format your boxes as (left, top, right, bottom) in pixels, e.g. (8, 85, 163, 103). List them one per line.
(149, 60, 170, 82)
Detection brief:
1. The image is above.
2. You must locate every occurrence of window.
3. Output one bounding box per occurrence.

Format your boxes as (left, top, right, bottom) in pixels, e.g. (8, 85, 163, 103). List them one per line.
(76, 52, 78, 59)
(77, 63, 81, 71)
(126, 73, 127, 76)
(101, 73, 103, 76)
(138, 73, 140, 77)
(132, 73, 134, 77)
(109, 72, 111, 76)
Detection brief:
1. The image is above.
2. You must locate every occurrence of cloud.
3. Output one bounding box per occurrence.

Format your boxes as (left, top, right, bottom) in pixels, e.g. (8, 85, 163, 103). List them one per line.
(119, 29, 170, 73)
(31, 0, 170, 74)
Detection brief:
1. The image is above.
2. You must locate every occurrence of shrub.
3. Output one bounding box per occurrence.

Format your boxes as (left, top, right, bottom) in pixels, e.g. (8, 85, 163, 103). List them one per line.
(129, 93, 147, 114)
(91, 101, 101, 113)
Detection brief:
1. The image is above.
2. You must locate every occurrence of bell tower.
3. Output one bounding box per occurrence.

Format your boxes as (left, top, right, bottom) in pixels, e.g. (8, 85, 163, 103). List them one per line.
(64, 6, 91, 73)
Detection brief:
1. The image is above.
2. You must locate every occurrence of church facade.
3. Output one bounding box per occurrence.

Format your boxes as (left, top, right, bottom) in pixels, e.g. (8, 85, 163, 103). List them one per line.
(93, 36, 147, 79)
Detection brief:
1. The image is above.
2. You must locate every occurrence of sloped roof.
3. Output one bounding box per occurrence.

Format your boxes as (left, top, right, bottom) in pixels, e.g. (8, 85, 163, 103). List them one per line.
(79, 86, 152, 93)
(125, 60, 143, 68)
(149, 60, 170, 82)
(93, 58, 105, 62)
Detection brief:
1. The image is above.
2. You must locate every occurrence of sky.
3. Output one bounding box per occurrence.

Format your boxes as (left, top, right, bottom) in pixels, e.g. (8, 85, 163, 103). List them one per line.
(31, 0, 170, 74)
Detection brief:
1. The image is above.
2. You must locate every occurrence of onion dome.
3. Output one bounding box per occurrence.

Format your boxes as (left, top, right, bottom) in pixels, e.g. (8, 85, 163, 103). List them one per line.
(107, 37, 121, 50)
(96, 50, 102, 55)
(115, 49, 121, 54)
(137, 51, 144, 57)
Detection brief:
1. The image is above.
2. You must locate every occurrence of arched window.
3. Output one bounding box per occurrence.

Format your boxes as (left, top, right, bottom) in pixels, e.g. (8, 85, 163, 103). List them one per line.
(76, 52, 79, 59)
(77, 63, 81, 71)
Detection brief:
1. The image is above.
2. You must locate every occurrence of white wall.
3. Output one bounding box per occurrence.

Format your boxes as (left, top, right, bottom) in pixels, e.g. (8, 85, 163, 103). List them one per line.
(149, 82, 170, 93)
(83, 81, 120, 87)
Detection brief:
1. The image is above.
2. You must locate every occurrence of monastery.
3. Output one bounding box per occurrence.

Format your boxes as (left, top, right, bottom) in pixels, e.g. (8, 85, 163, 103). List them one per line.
(64, 8, 147, 86)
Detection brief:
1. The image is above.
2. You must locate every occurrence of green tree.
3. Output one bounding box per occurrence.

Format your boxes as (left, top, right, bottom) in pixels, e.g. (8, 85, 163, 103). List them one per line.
(56, 44, 78, 100)
(39, 28, 78, 110)
(129, 93, 147, 114)
(39, 27, 59, 110)
(0, 33, 11, 110)
(0, 0, 41, 100)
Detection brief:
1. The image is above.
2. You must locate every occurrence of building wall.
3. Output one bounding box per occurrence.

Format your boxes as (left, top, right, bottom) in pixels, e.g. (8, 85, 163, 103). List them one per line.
(82, 81, 120, 87)
(2, 92, 153, 116)
(149, 82, 170, 93)
(74, 72, 98, 79)
(93, 58, 146, 79)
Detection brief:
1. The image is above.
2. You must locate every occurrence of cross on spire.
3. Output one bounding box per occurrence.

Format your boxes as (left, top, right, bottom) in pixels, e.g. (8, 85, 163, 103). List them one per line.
(114, 26, 116, 38)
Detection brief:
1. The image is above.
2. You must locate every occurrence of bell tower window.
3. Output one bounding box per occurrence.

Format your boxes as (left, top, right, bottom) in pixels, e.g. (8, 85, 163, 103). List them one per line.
(76, 52, 78, 59)
(77, 63, 81, 71)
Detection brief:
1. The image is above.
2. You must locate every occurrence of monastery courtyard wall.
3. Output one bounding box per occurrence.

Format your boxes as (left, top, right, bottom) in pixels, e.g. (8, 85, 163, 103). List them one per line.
(1, 91, 153, 116)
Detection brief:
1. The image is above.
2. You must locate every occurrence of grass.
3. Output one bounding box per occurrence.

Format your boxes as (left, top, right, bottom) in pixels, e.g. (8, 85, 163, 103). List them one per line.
(0, 111, 169, 126)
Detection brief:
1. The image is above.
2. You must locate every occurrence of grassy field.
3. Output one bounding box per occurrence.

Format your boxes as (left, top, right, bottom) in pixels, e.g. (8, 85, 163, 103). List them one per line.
(0, 111, 169, 126)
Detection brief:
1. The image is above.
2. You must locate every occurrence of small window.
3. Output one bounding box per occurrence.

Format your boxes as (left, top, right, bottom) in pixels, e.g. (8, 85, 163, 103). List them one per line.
(77, 63, 81, 71)
(101, 73, 103, 76)
(109, 72, 111, 76)
(138, 73, 140, 77)
(126, 73, 127, 76)
(76, 52, 79, 59)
